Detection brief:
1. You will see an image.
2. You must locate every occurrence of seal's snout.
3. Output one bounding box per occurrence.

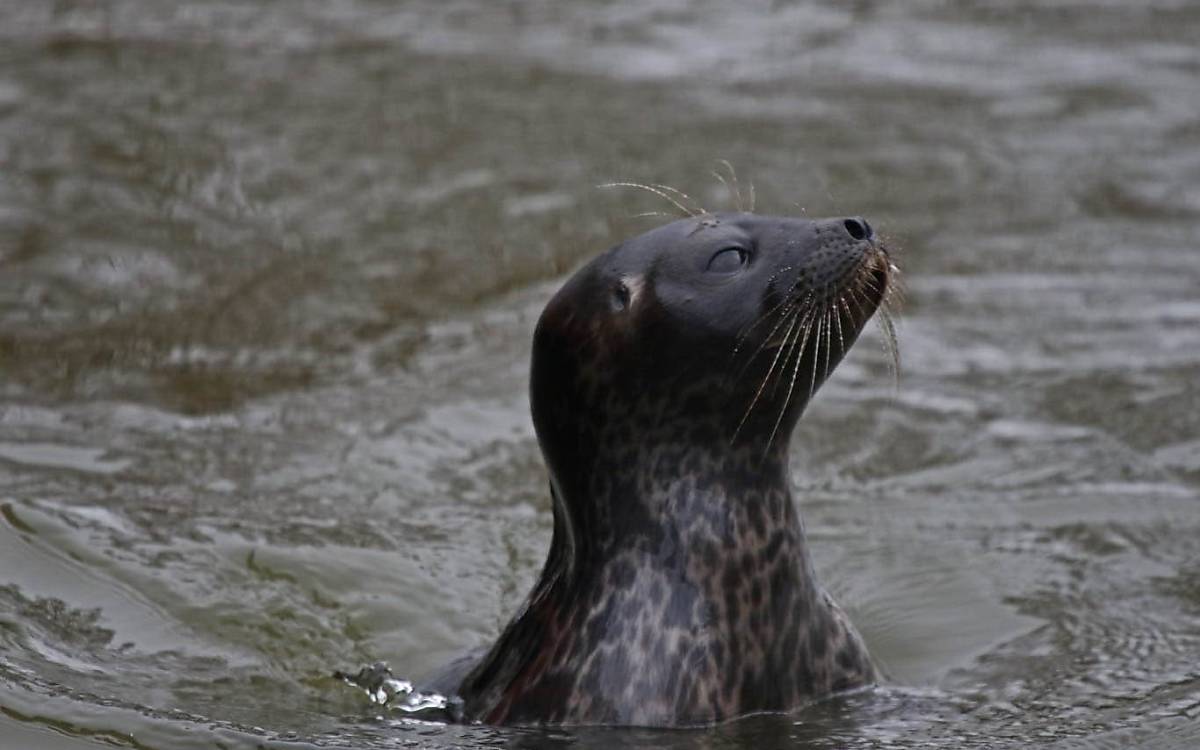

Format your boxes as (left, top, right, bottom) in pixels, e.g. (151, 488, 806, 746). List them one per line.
(841, 217, 873, 242)
(799, 216, 886, 295)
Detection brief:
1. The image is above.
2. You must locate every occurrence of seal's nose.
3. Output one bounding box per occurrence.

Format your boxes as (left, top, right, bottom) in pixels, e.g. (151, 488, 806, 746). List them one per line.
(841, 217, 873, 241)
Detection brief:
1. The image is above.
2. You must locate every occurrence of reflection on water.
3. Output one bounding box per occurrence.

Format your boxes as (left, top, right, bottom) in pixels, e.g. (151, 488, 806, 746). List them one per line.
(2, 1, 1200, 748)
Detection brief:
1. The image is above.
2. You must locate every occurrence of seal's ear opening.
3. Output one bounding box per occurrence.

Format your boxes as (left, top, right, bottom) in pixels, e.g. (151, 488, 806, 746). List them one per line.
(610, 274, 647, 315)
(610, 281, 631, 313)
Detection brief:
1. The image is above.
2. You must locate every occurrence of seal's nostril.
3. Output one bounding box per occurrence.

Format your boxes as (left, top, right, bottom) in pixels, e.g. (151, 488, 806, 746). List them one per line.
(843, 218, 871, 241)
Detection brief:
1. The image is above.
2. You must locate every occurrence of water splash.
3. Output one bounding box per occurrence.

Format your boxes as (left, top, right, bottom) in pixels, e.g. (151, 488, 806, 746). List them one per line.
(334, 662, 464, 722)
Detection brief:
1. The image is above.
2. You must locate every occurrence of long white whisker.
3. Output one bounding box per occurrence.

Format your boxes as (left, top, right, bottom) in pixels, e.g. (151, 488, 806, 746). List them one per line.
(821, 302, 833, 387)
(732, 267, 799, 355)
(598, 182, 699, 217)
(628, 211, 674, 219)
(733, 285, 812, 365)
(716, 159, 743, 211)
(651, 184, 705, 214)
(733, 299, 803, 379)
(710, 170, 736, 212)
(806, 309, 825, 408)
(832, 295, 847, 356)
(733, 309, 804, 442)
(765, 306, 819, 451)
(877, 306, 901, 388)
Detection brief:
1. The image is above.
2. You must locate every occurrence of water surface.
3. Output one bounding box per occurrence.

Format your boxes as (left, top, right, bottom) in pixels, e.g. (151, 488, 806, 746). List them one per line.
(2, 1, 1199, 748)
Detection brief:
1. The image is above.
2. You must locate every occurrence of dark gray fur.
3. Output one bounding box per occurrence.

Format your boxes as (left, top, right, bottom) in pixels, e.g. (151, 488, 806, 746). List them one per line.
(429, 213, 890, 726)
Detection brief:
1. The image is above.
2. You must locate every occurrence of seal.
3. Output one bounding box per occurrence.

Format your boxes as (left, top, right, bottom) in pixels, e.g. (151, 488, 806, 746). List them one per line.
(424, 211, 894, 727)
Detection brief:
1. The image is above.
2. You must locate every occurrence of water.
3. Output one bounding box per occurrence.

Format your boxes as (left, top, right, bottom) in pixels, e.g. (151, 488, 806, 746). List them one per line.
(2, 1, 1199, 747)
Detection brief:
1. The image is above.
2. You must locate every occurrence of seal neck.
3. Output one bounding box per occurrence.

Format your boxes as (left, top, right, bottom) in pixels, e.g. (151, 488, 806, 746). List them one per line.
(544, 428, 812, 577)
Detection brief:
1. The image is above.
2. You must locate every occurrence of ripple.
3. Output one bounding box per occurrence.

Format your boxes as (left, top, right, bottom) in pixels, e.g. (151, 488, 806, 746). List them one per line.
(0, 442, 130, 475)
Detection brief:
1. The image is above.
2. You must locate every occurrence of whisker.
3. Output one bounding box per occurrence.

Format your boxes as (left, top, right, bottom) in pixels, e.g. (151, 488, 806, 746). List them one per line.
(628, 210, 675, 219)
(876, 305, 901, 388)
(844, 256, 902, 387)
(650, 184, 705, 215)
(730, 269, 805, 354)
(821, 298, 834, 387)
(832, 295, 847, 357)
(734, 290, 819, 380)
(804, 309, 825, 424)
(733, 298, 804, 379)
(714, 159, 744, 212)
(856, 273, 884, 297)
(731, 273, 803, 356)
(764, 306, 818, 451)
(845, 285, 874, 331)
(710, 170, 736, 212)
(733, 309, 804, 442)
(882, 265, 906, 311)
(598, 182, 699, 217)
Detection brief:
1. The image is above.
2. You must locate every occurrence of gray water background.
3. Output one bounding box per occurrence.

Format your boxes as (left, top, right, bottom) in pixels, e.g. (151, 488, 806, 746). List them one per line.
(2, 1, 1199, 748)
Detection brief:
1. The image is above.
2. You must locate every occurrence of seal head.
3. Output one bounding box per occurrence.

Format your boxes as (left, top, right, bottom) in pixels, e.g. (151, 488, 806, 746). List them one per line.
(450, 212, 892, 726)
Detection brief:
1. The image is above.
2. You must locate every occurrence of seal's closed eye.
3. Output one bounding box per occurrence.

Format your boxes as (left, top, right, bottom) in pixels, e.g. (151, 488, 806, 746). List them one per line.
(706, 246, 747, 273)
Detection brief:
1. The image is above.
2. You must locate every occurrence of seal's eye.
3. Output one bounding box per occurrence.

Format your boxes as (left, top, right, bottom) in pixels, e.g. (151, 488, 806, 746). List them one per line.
(706, 247, 747, 274)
